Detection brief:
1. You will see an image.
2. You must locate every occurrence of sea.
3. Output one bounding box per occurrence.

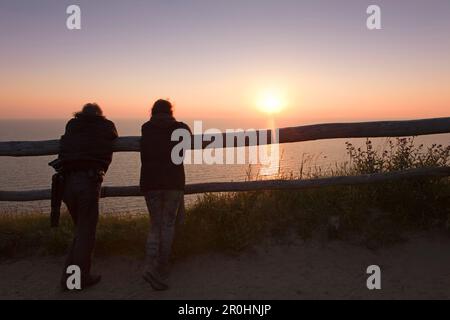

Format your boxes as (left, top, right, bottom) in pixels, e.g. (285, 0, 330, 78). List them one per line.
(1, 119, 448, 214)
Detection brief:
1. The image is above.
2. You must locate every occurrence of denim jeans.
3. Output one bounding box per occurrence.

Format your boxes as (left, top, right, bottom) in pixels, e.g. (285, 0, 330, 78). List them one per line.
(62, 170, 102, 280)
(144, 190, 183, 274)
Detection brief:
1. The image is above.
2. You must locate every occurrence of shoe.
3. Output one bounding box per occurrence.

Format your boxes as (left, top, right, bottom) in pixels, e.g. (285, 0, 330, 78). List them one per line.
(143, 268, 169, 291)
(82, 274, 102, 289)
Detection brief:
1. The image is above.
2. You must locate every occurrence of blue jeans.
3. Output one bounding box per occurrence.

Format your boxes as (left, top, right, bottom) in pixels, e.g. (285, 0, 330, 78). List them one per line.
(144, 190, 184, 274)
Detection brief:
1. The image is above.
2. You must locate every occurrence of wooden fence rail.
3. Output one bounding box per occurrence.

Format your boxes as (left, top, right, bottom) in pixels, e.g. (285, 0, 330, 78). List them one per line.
(0, 117, 449, 202)
(0, 167, 449, 202)
(1, 117, 449, 157)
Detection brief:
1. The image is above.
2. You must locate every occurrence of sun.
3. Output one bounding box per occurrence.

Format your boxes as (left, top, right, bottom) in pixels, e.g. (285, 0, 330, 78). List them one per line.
(257, 90, 285, 114)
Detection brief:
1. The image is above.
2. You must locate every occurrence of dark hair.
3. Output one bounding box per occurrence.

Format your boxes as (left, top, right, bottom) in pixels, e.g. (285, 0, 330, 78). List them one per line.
(151, 99, 173, 116)
(75, 103, 103, 117)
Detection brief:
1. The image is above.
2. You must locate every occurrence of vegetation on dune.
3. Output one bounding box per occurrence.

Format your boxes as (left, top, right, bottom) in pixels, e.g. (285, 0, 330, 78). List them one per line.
(0, 137, 449, 260)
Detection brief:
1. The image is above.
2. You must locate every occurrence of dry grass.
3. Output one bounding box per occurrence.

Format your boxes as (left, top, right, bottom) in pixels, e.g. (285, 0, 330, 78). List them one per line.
(1, 138, 449, 260)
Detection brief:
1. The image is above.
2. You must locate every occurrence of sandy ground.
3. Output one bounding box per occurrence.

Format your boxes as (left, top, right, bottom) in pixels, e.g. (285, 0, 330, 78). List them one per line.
(1, 232, 450, 300)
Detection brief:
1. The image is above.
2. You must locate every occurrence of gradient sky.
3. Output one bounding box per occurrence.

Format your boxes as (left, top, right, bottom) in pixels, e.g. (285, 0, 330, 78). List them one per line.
(0, 0, 449, 125)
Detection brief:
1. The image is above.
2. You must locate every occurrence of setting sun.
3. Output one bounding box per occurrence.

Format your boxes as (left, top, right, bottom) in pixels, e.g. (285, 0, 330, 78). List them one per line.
(257, 90, 286, 114)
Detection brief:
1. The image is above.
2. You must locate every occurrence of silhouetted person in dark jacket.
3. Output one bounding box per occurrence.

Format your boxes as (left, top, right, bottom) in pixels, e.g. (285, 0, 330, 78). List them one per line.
(59, 103, 118, 290)
(140, 99, 191, 290)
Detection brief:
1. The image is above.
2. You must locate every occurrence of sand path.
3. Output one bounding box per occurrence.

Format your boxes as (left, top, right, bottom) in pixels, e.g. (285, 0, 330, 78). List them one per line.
(1, 233, 450, 299)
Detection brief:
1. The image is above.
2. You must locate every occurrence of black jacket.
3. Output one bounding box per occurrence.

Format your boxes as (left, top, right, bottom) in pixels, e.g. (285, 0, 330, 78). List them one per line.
(59, 114, 118, 172)
(140, 114, 191, 191)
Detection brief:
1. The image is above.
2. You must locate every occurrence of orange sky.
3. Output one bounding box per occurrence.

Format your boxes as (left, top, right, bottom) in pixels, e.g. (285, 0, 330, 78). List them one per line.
(1, 1, 449, 125)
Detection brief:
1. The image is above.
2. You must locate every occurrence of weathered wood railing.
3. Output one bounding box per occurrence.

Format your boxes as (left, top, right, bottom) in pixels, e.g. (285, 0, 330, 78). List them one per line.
(1, 117, 450, 157)
(0, 117, 449, 202)
(1, 167, 449, 202)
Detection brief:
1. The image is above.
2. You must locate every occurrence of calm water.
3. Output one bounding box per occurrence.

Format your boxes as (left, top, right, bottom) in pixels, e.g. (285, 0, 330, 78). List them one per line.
(1, 119, 449, 214)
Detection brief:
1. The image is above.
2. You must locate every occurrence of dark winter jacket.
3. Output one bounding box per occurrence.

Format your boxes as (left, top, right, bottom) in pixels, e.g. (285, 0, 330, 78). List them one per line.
(140, 114, 191, 191)
(59, 114, 118, 172)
